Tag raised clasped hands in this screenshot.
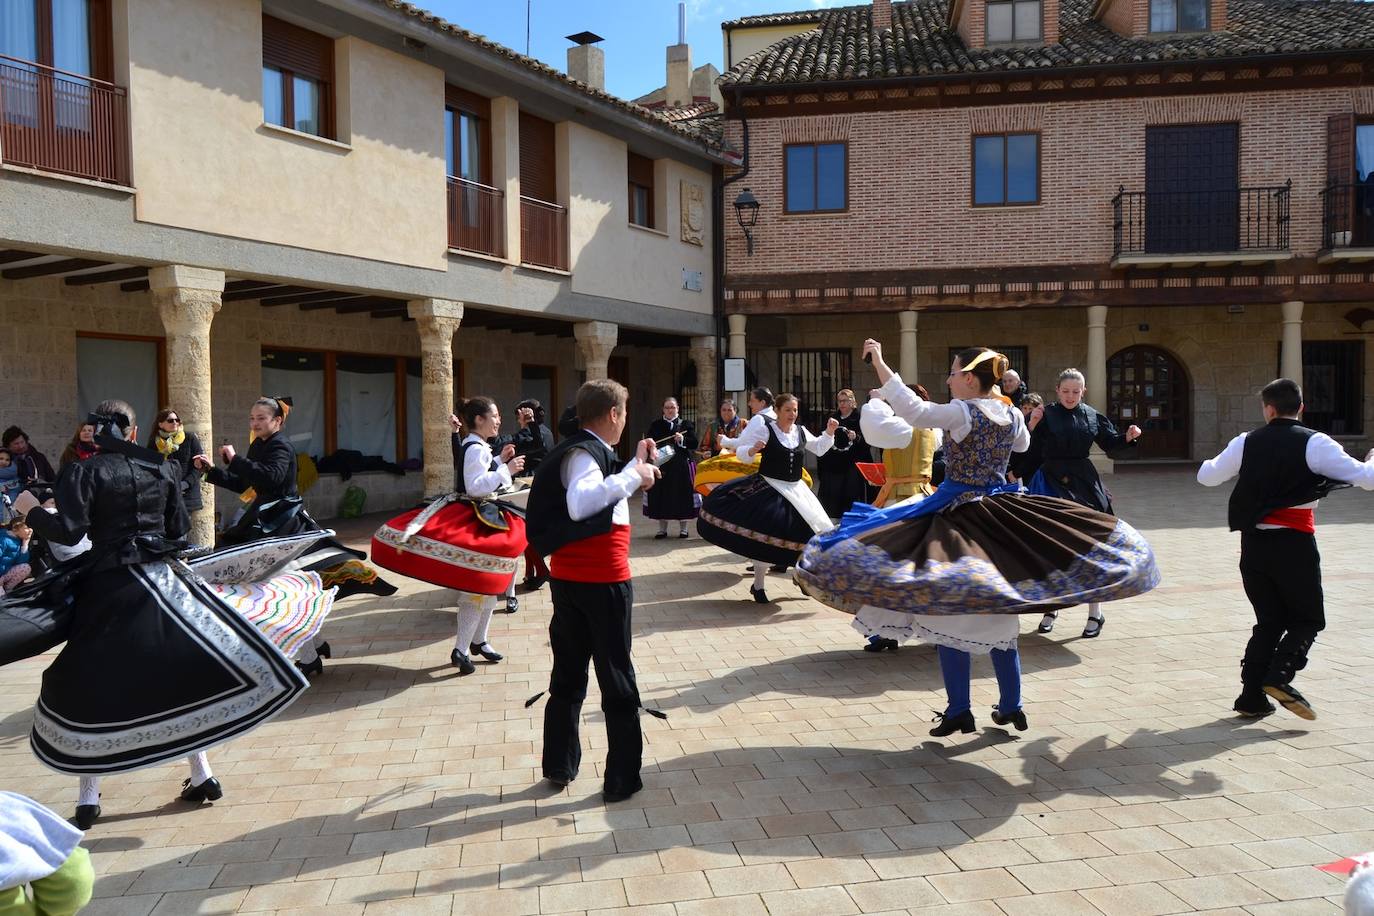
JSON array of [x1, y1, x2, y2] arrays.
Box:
[[633, 438, 660, 490], [449, 414, 462, 433], [499, 444, 517, 464], [219, 444, 235, 465], [825, 417, 841, 437], [190, 454, 212, 472], [1126, 425, 1143, 442]]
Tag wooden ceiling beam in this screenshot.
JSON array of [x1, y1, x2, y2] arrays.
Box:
[[0, 249, 43, 266], [2, 258, 107, 280], [258, 290, 362, 307], [64, 266, 148, 286], [120, 278, 151, 293], [221, 284, 311, 302]]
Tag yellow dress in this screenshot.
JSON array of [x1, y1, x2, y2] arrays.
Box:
[[694, 450, 813, 497]]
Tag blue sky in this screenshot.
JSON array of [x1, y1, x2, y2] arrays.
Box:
[[421, 0, 851, 99]]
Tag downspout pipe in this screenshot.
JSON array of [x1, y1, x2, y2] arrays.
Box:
[[716, 90, 750, 404]]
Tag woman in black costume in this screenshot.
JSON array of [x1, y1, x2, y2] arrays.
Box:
[[1022, 368, 1141, 637]]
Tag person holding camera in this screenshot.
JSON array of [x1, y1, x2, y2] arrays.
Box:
[[643, 397, 699, 539]]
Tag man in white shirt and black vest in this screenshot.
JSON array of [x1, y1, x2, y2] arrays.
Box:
[[1199, 378, 1374, 720], [526, 379, 660, 802]]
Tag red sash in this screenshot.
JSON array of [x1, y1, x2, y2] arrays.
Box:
[[1260, 507, 1316, 534], [551, 525, 632, 583]]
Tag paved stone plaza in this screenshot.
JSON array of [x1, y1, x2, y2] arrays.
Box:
[[3, 468, 1372, 915]]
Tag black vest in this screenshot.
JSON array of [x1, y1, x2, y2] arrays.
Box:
[[1227, 419, 1332, 532], [453, 439, 498, 495], [758, 422, 807, 482], [526, 430, 625, 556]]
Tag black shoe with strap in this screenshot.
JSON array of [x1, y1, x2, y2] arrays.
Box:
[[929, 709, 977, 737], [315, 641, 331, 659], [1233, 691, 1276, 719], [863, 638, 899, 653], [73, 804, 100, 829], [180, 777, 223, 804], [450, 649, 476, 675], [470, 642, 503, 662], [990, 706, 1028, 731], [502, 595, 519, 614], [295, 655, 323, 677], [750, 586, 770, 604], [1263, 681, 1316, 720]]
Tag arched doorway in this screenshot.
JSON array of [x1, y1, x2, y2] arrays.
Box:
[[1106, 345, 1191, 459]]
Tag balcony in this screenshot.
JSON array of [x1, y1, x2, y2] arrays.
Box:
[[1318, 182, 1374, 263], [0, 55, 130, 187], [1111, 182, 1292, 267], [520, 196, 568, 272], [447, 177, 505, 259]]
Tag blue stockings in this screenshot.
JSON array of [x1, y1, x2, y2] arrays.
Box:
[[937, 645, 1022, 717]]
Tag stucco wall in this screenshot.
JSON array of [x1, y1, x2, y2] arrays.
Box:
[[123, 0, 448, 270], [724, 23, 821, 70], [746, 303, 1374, 460], [562, 123, 714, 316]]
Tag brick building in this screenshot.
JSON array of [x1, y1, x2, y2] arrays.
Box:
[[717, 0, 1374, 465]]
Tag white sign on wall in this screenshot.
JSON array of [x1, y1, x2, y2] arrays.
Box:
[[723, 358, 746, 392], [682, 268, 703, 292]]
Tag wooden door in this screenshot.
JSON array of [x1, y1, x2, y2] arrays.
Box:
[[1145, 124, 1239, 253], [1107, 346, 1190, 459]]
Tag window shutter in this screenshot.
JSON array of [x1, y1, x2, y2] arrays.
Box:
[[519, 112, 557, 203], [628, 152, 655, 188], [1327, 113, 1355, 186], [262, 15, 333, 83], [445, 86, 491, 120]]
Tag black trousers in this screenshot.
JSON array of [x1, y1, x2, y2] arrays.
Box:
[[542, 578, 643, 794], [1238, 528, 1325, 689]]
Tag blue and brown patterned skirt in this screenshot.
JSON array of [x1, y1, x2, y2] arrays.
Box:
[[795, 480, 1160, 618]]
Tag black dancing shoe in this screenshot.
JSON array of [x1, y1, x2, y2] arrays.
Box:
[[1233, 692, 1276, 719], [545, 774, 573, 789], [863, 638, 899, 653], [750, 586, 770, 604], [1264, 681, 1316, 720], [603, 783, 643, 803], [769, 564, 789, 573], [73, 804, 101, 829], [450, 649, 476, 675], [654, 531, 668, 540], [502, 595, 519, 614], [929, 710, 977, 737], [990, 706, 1029, 731], [523, 575, 547, 593], [1082, 614, 1105, 639], [1037, 613, 1057, 634], [470, 642, 504, 662], [295, 656, 323, 677], [180, 777, 223, 804], [679, 530, 690, 539], [316, 641, 332, 659]]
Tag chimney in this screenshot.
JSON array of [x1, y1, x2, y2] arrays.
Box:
[[666, 2, 692, 107], [565, 31, 605, 91], [873, 0, 893, 30]]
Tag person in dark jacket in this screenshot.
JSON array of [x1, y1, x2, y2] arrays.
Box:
[[147, 407, 205, 512], [1021, 368, 1140, 639], [512, 399, 555, 473], [1198, 378, 1374, 720], [816, 389, 873, 519], [643, 397, 699, 538], [1, 427, 55, 487], [196, 398, 306, 546]]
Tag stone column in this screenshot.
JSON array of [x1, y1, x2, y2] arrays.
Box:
[[689, 335, 718, 420], [898, 309, 918, 382], [1086, 304, 1112, 475], [574, 320, 618, 381], [407, 298, 464, 498], [1280, 300, 1304, 382], [726, 313, 747, 361], [150, 265, 224, 547]]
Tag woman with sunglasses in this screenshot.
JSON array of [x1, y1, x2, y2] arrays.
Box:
[[148, 408, 206, 517]]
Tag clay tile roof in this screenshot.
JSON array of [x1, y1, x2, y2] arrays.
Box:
[[368, 0, 727, 151], [720, 0, 1374, 88]]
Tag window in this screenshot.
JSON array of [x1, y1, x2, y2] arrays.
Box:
[[785, 142, 846, 213], [947, 346, 1030, 381], [986, 0, 1041, 42], [444, 87, 489, 182], [76, 334, 165, 440], [973, 133, 1039, 206], [0, 0, 108, 76], [262, 15, 333, 138], [628, 151, 655, 228], [1273, 341, 1365, 436], [779, 349, 853, 432], [1150, 0, 1208, 32]]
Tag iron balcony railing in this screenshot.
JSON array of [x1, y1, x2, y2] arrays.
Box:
[[1318, 181, 1374, 251], [446, 176, 504, 258], [519, 195, 568, 272], [1112, 181, 1291, 257], [0, 54, 130, 186]]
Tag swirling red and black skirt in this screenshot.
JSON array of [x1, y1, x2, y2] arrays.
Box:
[[371, 497, 527, 596]]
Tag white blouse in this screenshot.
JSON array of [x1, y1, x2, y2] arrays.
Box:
[[880, 374, 1029, 452], [461, 433, 512, 498], [719, 406, 776, 450], [735, 419, 835, 463], [861, 397, 944, 451]]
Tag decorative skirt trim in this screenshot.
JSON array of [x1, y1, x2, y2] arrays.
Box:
[[697, 509, 809, 553], [372, 525, 519, 576], [851, 606, 1019, 653]]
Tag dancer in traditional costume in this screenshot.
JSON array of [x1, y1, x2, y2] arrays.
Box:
[[196, 397, 390, 675], [525, 379, 660, 803], [818, 389, 873, 519], [1021, 369, 1141, 638], [372, 398, 527, 675], [698, 394, 838, 603], [694, 389, 782, 498], [856, 384, 942, 652], [644, 398, 698, 539], [796, 342, 1160, 737], [1198, 378, 1374, 720], [2, 401, 333, 828]]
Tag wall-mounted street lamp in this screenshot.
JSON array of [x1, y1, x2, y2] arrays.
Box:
[[733, 187, 760, 255]]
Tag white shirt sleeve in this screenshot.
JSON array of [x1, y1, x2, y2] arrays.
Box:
[[561, 449, 643, 521], [720, 413, 764, 450], [805, 429, 835, 458], [860, 398, 914, 450], [734, 417, 771, 462], [1011, 408, 1031, 454], [1307, 433, 1374, 490], [881, 373, 973, 441], [463, 440, 512, 497], [1197, 433, 1247, 486]]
